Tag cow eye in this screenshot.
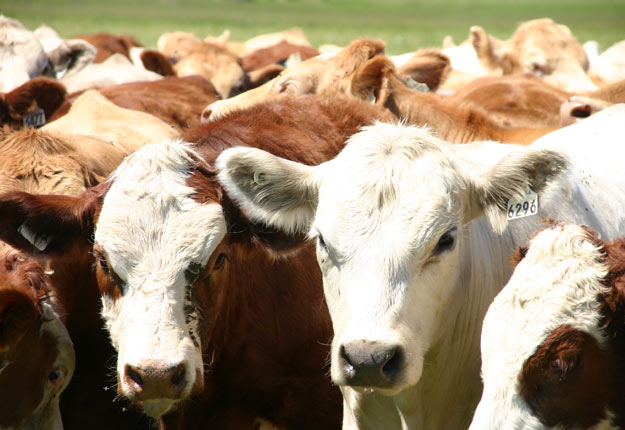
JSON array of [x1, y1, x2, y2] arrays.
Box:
[[213, 253, 227, 270], [433, 227, 457, 255], [316, 234, 328, 253], [96, 252, 110, 275], [48, 367, 66, 389]]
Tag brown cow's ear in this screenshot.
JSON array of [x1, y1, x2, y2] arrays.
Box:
[[349, 56, 395, 105], [0, 289, 39, 353], [396, 49, 451, 91], [0, 185, 105, 256], [5, 77, 67, 123], [248, 64, 285, 88], [140, 49, 176, 76]]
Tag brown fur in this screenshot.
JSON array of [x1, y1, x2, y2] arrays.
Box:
[[0, 94, 390, 429], [74, 33, 143, 63], [0, 78, 67, 130], [139, 49, 176, 76], [396, 49, 451, 91], [351, 56, 556, 144], [241, 40, 320, 72], [0, 253, 59, 428]]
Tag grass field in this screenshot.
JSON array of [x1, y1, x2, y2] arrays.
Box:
[[1, 0, 624, 54]]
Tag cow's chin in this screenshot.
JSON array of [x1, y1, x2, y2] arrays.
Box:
[[140, 399, 178, 418]]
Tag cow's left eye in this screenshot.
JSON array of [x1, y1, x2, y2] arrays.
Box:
[[96, 252, 110, 275], [433, 227, 457, 255]]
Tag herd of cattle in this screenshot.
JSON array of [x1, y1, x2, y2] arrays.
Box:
[[1, 13, 625, 430]]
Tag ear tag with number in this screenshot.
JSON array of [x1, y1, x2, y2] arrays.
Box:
[[23, 107, 46, 128], [507, 187, 538, 220]]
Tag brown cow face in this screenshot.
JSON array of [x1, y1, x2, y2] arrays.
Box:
[[93, 142, 226, 418], [0, 254, 75, 430]]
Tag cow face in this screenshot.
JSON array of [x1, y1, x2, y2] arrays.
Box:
[[216, 122, 567, 397], [93, 141, 226, 417], [470, 224, 615, 430], [0, 254, 75, 430]]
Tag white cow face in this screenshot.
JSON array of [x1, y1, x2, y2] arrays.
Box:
[[469, 224, 613, 430], [93, 141, 226, 418], [216, 122, 567, 397]]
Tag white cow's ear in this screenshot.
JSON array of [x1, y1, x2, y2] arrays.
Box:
[[468, 148, 568, 234], [49, 39, 96, 78], [216, 147, 319, 235]]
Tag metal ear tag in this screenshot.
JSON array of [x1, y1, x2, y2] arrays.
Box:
[[23, 107, 46, 128], [18, 223, 50, 251], [253, 171, 269, 185]]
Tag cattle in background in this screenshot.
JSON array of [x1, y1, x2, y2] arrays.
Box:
[[59, 53, 163, 93], [0, 16, 53, 92], [0, 95, 391, 428], [560, 79, 625, 126], [215, 104, 625, 429], [241, 40, 320, 72], [34, 25, 96, 79], [74, 32, 142, 63], [472, 18, 597, 92], [0, 77, 67, 131], [43, 89, 179, 150], [345, 55, 555, 144], [201, 38, 387, 120], [0, 252, 75, 430], [173, 42, 250, 99], [157, 31, 206, 62], [52, 76, 219, 132], [470, 222, 625, 429], [588, 39, 625, 86]]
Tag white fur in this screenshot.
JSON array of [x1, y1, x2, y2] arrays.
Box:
[[216, 105, 625, 429], [94, 140, 226, 416], [470, 224, 612, 430]]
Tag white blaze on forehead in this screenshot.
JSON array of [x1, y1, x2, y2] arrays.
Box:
[[94, 140, 226, 391], [476, 224, 609, 426]]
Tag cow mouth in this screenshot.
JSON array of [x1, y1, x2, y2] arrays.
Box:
[[135, 399, 178, 418]]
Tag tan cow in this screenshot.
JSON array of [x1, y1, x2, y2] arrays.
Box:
[[201, 38, 387, 121], [472, 18, 597, 92], [44, 90, 178, 152]]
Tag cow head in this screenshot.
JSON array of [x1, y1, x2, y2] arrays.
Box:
[[216, 122, 566, 397], [0, 253, 74, 430], [469, 223, 618, 430], [0, 141, 227, 418]]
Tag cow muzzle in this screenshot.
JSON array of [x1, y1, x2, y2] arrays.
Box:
[[336, 340, 404, 388]]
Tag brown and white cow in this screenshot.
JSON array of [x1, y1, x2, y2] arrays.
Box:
[[0, 95, 391, 427], [560, 79, 625, 126], [470, 222, 625, 429], [0, 252, 75, 430], [74, 32, 142, 63]]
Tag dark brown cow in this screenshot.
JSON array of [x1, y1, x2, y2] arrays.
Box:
[[52, 76, 220, 131], [470, 222, 625, 429], [0, 95, 392, 429], [0, 77, 67, 131], [0, 252, 74, 429]]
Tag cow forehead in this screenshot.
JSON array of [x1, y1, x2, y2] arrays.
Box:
[[481, 225, 608, 379], [314, 123, 464, 254], [94, 141, 226, 281]]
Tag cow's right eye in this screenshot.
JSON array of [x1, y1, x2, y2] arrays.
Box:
[[97, 252, 110, 275]]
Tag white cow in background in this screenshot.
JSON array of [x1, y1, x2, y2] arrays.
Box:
[[215, 104, 625, 429]]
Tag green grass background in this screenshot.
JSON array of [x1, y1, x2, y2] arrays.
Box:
[[2, 0, 624, 54]]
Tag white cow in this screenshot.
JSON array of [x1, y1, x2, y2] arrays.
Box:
[[215, 104, 625, 429]]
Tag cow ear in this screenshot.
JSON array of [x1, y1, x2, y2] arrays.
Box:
[[467, 149, 568, 234], [48, 39, 96, 77], [139, 49, 176, 76], [0, 289, 39, 353], [349, 55, 395, 105], [216, 146, 319, 236], [0, 188, 101, 256], [248, 64, 285, 88], [396, 49, 451, 91]]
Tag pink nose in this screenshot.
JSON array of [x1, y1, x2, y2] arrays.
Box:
[[123, 360, 187, 401]]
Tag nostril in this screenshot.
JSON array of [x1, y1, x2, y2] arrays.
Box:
[[571, 106, 591, 118], [339, 345, 356, 378], [201, 107, 212, 121], [171, 365, 186, 389], [125, 364, 144, 389], [381, 347, 402, 380]]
